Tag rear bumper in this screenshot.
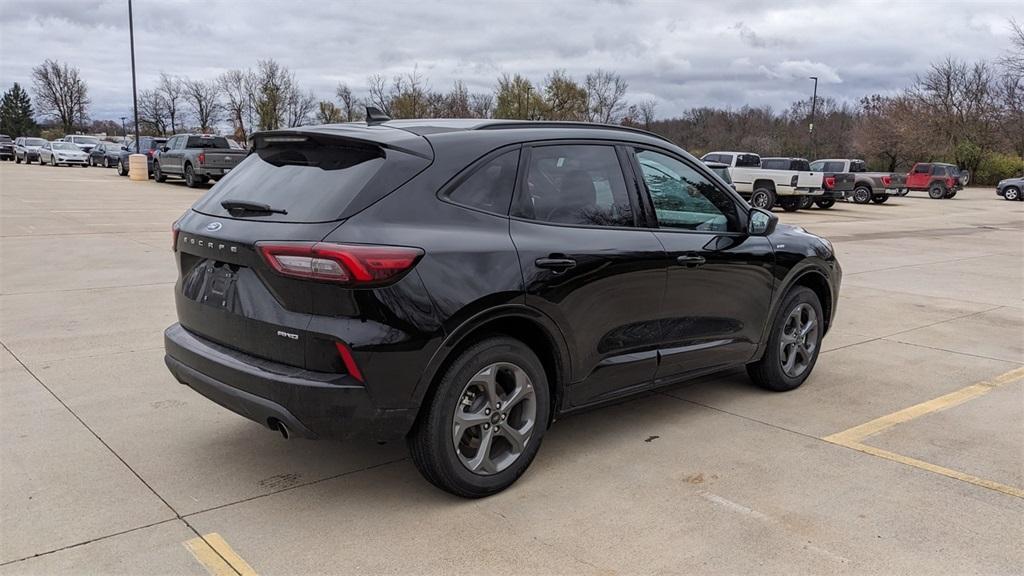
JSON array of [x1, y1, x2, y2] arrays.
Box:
[[163, 323, 414, 442]]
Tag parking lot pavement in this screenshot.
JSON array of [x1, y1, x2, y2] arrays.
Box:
[[1, 162, 1022, 574]]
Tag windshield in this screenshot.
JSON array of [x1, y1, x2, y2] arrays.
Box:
[[26, 138, 46, 146], [53, 142, 80, 151], [71, 136, 100, 145]]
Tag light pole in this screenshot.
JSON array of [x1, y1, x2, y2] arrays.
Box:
[[120, 116, 127, 141], [128, 0, 140, 153], [808, 76, 818, 158]]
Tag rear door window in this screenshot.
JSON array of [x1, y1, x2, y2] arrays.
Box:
[[446, 148, 519, 215], [515, 144, 635, 228], [192, 136, 430, 223]]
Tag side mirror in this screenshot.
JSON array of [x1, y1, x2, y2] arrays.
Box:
[[161, 146, 169, 152], [747, 208, 778, 236]]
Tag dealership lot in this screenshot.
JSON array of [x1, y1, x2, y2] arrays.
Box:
[[1, 163, 1021, 574]]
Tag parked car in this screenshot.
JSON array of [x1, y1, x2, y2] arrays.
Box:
[[0, 134, 13, 161], [811, 159, 906, 204], [164, 118, 842, 497], [701, 151, 823, 211], [702, 160, 736, 190], [763, 157, 854, 210], [153, 134, 247, 187], [117, 136, 168, 177], [996, 177, 1023, 201], [14, 137, 47, 164], [902, 162, 964, 199], [88, 142, 122, 167], [39, 141, 89, 166], [62, 134, 101, 153]]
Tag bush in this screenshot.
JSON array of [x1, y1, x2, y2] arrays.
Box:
[[974, 153, 1024, 185]]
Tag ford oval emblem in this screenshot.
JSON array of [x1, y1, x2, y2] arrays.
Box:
[[206, 222, 222, 232]]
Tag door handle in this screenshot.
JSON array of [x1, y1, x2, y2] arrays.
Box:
[[676, 254, 706, 268], [535, 257, 577, 272]]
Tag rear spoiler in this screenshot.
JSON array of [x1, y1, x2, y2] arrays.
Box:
[[252, 126, 432, 160]]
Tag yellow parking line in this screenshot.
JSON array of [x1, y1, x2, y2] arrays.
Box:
[[823, 366, 1024, 499], [184, 533, 258, 576]]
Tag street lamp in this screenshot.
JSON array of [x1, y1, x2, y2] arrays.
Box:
[[128, 0, 140, 153], [808, 76, 818, 158], [120, 116, 127, 141]]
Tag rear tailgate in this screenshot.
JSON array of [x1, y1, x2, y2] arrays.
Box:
[[827, 172, 856, 192], [199, 149, 247, 170], [797, 171, 824, 189]]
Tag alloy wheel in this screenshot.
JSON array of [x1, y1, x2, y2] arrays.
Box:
[[452, 362, 537, 475], [779, 303, 818, 378], [1004, 187, 1019, 201]]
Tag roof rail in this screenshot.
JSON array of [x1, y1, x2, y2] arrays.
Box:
[[475, 121, 672, 144]]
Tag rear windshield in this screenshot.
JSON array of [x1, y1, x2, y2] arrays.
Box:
[[760, 159, 786, 170], [735, 154, 760, 167], [186, 136, 230, 149], [791, 160, 811, 171], [849, 161, 867, 172], [191, 137, 430, 223], [25, 138, 46, 146]]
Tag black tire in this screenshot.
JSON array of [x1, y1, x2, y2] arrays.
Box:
[[945, 189, 957, 199], [928, 183, 946, 199], [871, 195, 888, 204], [408, 336, 551, 498], [104, 157, 111, 168], [749, 187, 776, 210], [747, 286, 823, 392], [184, 164, 200, 188], [15, 155, 21, 164], [1004, 186, 1021, 201], [851, 185, 872, 204], [778, 197, 801, 212], [49, 155, 56, 166], [153, 161, 166, 182], [799, 196, 814, 210], [814, 198, 836, 209], [117, 159, 128, 176]]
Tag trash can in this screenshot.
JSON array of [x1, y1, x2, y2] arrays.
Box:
[[128, 154, 148, 181]]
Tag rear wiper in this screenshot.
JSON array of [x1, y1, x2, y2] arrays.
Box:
[[221, 200, 288, 215]]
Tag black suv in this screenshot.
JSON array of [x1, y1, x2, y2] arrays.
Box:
[[117, 136, 168, 177], [164, 119, 841, 497]]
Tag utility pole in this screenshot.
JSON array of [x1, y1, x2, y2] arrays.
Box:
[[808, 76, 818, 159], [128, 0, 140, 153]]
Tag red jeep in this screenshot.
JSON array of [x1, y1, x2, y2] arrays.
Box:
[[903, 162, 964, 199]]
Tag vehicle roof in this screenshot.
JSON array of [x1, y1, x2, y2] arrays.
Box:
[[813, 158, 863, 162], [704, 150, 758, 156], [762, 157, 809, 161]]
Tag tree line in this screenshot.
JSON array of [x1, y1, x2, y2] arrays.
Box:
[[1, 20, 1021, 184]]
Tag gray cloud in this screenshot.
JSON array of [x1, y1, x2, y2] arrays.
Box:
[[0, 0, 1015, 122]]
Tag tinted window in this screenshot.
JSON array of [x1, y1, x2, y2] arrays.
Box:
[[185, 136, 230, 149], [636, 149, 738, 233], [761, 159, 787, 170], [792, 159, 811, 171], [931, 165, 946, 176], [447, 149, 519, 214], [849, 160, 867, 172], [193, 138, 429, 223], [516, 145, 634, 227], [735, 154, 760, 167], [914, 164, 930, 174], [25, 138, 46, 146], [809, 161, 824, 171], [718, 154, 734, 165]]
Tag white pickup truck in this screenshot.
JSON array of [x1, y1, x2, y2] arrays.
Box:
[[700, 151, 824, 211]]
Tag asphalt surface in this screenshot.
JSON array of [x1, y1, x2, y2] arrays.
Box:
[[1, 161, 1022, 575]]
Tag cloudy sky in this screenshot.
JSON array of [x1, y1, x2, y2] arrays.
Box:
[[0, 0, 1018, 122]]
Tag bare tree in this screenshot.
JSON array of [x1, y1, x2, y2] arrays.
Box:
[[31, 59, 89, 133], [218, 69, 252, 143], [316, 101, 344, 124], [999, 18, 1024, 77], [469, 92, 493, 118], [543, 70, 588, 121], [137, 88, 169, 135], [389, 68, 431, 118], [366, 73, 391, 116], [336, 83, 362, 121], [585, 69, 628, 124], [183, 78, 221, 133], [285, 88, 317, 127], [623, 99, 657, 129], [158, 73, 186, 133]]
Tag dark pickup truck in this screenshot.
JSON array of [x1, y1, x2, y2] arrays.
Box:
[[812, 159, 907, 204], [153, 134, 247, 188], [761, 157, 854, 210]]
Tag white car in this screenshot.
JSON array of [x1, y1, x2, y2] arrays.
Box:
[[39, 141, 89, 166], [62, 134, 101, 153], [701, 151, 823, 211]]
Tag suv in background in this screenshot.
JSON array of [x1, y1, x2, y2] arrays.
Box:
[[117, 136, 168, 177], [14, 137, 47, 164], [903, 162, 964, 199], [153, 134, 247, 187], [164, 118, 841, 497], [996, 177, 1023, 201], [763, 157, 854, 210], [0, 134, 13, 161]]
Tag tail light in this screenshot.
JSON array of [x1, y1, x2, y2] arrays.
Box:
[[790, 175, 799, 187], [198, 152, 206, 165], [824, 176, 835, 189], [257, 242, 423, 285], [146, 149, 154, 157], [881, 175, 892, 186], [335, 342, 364, 382], [171, 221, 180, 252]]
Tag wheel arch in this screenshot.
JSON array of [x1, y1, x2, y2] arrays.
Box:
[[409, 306, 571, 433], [753, 263, 836, 361], [753, 179, 776, 192]]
